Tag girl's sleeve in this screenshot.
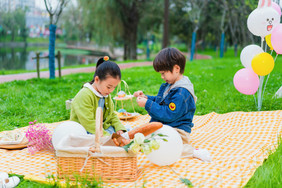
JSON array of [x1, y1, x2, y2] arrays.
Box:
[[72, 93, 110, 135], [144, 92, 187, 124]]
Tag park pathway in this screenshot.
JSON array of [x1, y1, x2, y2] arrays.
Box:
[[0, 62, 152, 84]]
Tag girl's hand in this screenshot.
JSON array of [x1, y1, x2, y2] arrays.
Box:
[[134, 90, 145, 97], [136, 96, 147, 107], [116, 130, 124, 135]]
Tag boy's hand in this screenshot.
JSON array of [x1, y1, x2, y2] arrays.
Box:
[[116, 130, 124, 135], [136, 96, 147, 107], [134, 90, 145, 98]]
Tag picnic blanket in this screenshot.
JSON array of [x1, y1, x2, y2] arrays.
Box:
[[0, 110, 281, 187]]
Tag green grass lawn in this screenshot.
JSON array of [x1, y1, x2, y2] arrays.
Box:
[[0, 51, 281, 187]]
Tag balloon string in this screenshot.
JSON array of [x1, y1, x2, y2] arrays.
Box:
[[257, 76, 264, 111], [270, 50, 273, 56], [262, 74, 270, 99], [262, 54, 278, 99], [253, 94, 257, 108], [257, 37, 264, 111], [264, 41, 267, 52], [167, 166, 182, 178], [274, 53, 278, 62]]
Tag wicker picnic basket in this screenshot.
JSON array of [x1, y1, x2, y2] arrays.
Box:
[[57, 107, 139, 182]]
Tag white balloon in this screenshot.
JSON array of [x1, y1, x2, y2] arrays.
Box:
[[52, 121, 87, 150], [240, 45, 264, 69], [146, 125, 183, 166], [247, 7, 280, 37]]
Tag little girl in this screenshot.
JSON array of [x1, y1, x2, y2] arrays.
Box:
[[69, 56, 163, 148], [70, 56, 127, 137]]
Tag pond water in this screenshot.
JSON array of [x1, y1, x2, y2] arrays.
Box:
[[0, 46, 100, 71]]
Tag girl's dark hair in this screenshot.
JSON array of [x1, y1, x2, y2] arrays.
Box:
[[89, 57, 121, 84], [153, 47, 186, 74]]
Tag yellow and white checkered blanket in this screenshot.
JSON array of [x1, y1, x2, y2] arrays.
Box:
[[0, 110, 281, 187]]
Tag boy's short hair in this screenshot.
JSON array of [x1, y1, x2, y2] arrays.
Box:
[[153, 47, 186, 74]]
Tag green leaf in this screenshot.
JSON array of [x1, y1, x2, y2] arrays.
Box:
[[157, 133, 168, 137], [180, 178, 193, 187], [144, 139, 150, 143], [122, 141, 133, 152], [163, 138, 168, 142]]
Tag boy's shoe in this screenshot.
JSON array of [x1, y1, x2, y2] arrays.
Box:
[[193, 149, 212, 162], [1, 176, 20, 188]]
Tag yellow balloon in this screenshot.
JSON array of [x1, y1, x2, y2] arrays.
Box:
[[265, 34, 273, 50], [251, 52, 274, 76]]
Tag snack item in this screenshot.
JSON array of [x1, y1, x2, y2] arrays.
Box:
[[117, 112, 132, 118], [111, 122, 163, 146], [116, 109, 131, 117], [128, 122, 163, 139], [0, 131, 24, 144], [117, 91, 126, 98], [117, 109, 126, 113]]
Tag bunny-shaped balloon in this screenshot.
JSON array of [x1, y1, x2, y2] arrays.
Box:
[[247, 0, 280, 38]]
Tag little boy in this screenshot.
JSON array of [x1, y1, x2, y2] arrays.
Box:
[[134, 47, 211, 162]]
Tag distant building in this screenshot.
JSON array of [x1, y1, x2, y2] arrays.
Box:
[[0, 0, 35, 12], [0, 0, 62, 38]]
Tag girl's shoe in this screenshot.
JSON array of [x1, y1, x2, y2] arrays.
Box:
[[1, 176, 20, 188]]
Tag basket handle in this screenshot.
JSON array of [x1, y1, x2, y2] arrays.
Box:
[[95, 107, 103, 152]]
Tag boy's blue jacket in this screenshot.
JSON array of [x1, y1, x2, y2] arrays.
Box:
[[145, 76, 197, 133]]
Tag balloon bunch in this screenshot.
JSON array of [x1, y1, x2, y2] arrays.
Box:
[[233, 0, 281, 110]]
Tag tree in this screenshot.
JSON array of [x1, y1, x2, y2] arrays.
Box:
[[162, 0, 169, 48], [186, 0, 209, 61], [60, 2, 84, 43], [115, 0, 147, 60], [77, 0, 153, 60], [1, 9, 26, 42], [44, 0, 68, 79], [217, 0, 228, 58]]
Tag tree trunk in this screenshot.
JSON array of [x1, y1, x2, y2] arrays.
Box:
[[123, 25, 137, 60], [123, 44, 128, 61], [190, 31, 197, 61], [49, 24, 57, 79], [128, 24, 137, 60], [120, 2, 139, 60], [162, 0, 169, 48], [234, 43, 238, 57], [220, 33, 225, 58]]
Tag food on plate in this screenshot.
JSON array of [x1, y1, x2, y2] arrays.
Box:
[[116, 109, 132, 117], [117, 91, 126, 98]]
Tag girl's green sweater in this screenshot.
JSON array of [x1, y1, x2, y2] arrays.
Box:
[[70, 87, 126, 136]]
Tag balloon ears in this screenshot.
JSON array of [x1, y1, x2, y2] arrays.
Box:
[[258, 0, 272, 8]]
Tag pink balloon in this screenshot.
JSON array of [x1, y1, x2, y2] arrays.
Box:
[[271, 24, 282, 54], [233, 68, 260, 95], [272, 2, 281, 16]]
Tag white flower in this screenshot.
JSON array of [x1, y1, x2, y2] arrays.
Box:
[[134, 133, 145, 145], [141, 144, 152, 155], [149, 139, 160, 150], [129, 142, 141, 154]]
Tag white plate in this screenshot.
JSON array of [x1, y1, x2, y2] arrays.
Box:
[[117, 112, 139, 120], [113, 95, 134, 101], [0, 137, 28, 150]]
